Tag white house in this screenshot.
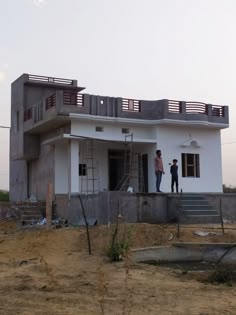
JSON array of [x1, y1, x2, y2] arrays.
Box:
[[10, 74, 229, 202]]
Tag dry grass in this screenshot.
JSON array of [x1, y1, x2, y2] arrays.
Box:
[[0, 221, 236, 314]]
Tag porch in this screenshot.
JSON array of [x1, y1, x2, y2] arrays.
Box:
[[52, 137, 157, 196]]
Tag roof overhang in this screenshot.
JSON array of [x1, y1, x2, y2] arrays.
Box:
[[69, 113, 229, 129], [42, 133, 156, 145]]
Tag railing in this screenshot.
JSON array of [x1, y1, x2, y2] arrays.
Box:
[[168, 100, 225, 117], [122, 99, 140, 112], [168, 100, 181, 113], [28, 74, 73, 85], [46, 94, 56, 110], [212, 105, 224, 117], [63, 92, 84, 107], [24, 108, 32, 121], [186, 102, 208, 115]]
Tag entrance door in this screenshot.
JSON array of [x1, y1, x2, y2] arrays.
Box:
[[142, 154, 148, 192], [108, 150, 125, 190]]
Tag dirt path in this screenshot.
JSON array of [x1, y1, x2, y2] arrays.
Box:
[[0, 221, 236, 315]]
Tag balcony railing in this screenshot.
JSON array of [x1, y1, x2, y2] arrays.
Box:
[[168, 100, 225, 117], [212, 105, 224, 117], [168, 100, 182, 113], [23, 92, 227, 128], [46, 94, 56, 110], [122, 98, 140, 112], [24, 108, 32, 121], [28, 74, 74, 86], [63, 92, 83, 106], [186, 102, 208, 114]]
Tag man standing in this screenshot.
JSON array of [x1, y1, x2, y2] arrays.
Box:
[[170, 159, 178, 193], [154, 150, 165, 192]]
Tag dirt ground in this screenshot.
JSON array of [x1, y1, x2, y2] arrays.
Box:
[[0, 221, 236, 315]]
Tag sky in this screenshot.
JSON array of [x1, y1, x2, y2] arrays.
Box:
[[0, 0, 236, 190]]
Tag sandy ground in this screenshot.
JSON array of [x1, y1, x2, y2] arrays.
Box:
[[0, 221, 236, 315]]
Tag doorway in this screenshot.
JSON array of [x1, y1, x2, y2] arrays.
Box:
[[141, 154, 148, 192], [108, 149, 149, 192], [108, 149, 125, 190]]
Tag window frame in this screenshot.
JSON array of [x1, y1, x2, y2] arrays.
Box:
[[181, 153, 200, 178]]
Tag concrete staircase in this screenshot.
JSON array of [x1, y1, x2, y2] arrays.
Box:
[[178, 194, 223, 224], [20, 203, 44, 225]]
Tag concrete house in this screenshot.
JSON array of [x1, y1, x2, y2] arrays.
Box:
[[10, 74, 229, 205]]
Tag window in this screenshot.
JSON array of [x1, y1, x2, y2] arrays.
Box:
[[95, 126, 104, 132], [79, 164, 87, 176], [122, 128, 129, 134], [182, 153, 200, 177]]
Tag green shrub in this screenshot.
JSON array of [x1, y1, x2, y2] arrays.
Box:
[[0, 191, 9, 202], [107, 218, 133, 262]]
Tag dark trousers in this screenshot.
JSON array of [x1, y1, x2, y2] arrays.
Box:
[[155, 171, 162, 192], [171, 176, 178, 193]]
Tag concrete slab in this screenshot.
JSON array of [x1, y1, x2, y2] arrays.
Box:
[[132, 244, 236, 264]]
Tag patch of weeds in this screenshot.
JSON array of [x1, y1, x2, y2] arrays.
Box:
[[0, 191, 9, 202], [107, 214, 133, 262], [203, 265, 236, 286]]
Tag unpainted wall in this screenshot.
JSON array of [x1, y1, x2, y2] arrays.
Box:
[[55, 192, 168, 224], [28, 143, 55, 200], [55, 192, 236, 224]]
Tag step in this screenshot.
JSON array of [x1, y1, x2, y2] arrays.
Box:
[[181, 210, 218, 216], [180, 200, 211, 206], [181, 205, 214, 210], [21, 214, 42, 219], [21, 210, 42, 215], [181, 196, 205, 201], [179, 215, 221, 224]]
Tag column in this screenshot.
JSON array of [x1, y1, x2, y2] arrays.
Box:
[[68, 139, 79, 195]]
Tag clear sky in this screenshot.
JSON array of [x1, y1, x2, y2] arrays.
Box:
[[0, 0, 236, 190]]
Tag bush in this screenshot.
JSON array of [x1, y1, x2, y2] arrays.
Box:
[[107, 216, 133, 262], [0, 191, 9, 202], [204, 265, 236, 285]]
